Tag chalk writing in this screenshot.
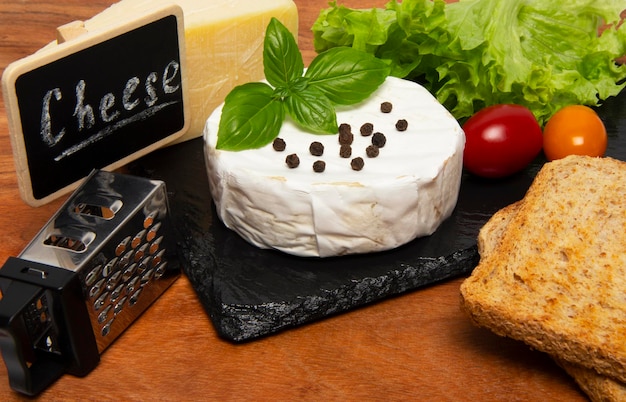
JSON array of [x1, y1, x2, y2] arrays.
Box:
[[54, 101, 178, 161], [10, 11, 185, 203], [41, 60, 181, 161]]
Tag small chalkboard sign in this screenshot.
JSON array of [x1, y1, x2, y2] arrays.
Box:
[[1, 5, 188, 206]]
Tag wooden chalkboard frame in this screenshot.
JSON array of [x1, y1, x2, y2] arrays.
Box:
[[1, 5, 188, 207]]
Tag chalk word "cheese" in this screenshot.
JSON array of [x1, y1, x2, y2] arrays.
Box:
[[39, 60, 181, 162]]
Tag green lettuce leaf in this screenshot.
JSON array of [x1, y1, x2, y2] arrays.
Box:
[[312, 0, 626, 125]]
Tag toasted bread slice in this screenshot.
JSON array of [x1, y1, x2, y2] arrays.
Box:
[[460, 155, 626, 384], [557, 358, 626, 402], [477, 199, 626, 402], [476, 200, 521, 257]]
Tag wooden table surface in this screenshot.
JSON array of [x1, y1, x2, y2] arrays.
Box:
[[0, 1, 587, 400]]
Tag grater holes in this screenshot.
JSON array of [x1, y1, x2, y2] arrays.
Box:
[[140, 269, 154, 286], [89, 278, 106, 299], [44, 232, 94, 252], [143, 211, 157, 229], [126, 276, 140, 294], [115, 236, 131, 256], [110, 284, 124, 303], [94, 292, 108, 311], [151, 249, 165, 269], [102, 257, 118, 277], [149, 236, 163, 255], [114, 297, 127, 315], [129, 288, 142, 306], [137, 256, 150, 275], [101, 318, 114, 337], [131, 230, 146, 249], [146, 222, 161, 242], [90, 215, 170, 338], [133, 244, 148, 263], [85, 265, 102, 286], [122, 263, 137, 282], [74, 200, 122, 220], [106, 271, 122, 291], [154, 262, 167, 279], [98, 305, 113, 324], [119, 250, 133, 269]]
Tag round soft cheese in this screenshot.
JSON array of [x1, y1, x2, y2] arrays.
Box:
[[204, 76, 465, 257]]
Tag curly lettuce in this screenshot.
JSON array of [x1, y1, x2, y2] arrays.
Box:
[[312, 0, 626, 125]]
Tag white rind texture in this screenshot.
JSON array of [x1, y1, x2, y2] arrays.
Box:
[[204, 77, 465, 257]]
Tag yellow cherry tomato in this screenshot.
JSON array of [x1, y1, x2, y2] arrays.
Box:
[[543, 105, 607, 161]]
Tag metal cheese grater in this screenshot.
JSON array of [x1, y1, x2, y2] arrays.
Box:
[[0, 170, 180, 395]]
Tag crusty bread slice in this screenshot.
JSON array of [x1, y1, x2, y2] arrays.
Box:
[[475, 200, 521, 257], [557, 358, 626, 402], [460, 155, 626, 384], [477, 199, 626, 402]]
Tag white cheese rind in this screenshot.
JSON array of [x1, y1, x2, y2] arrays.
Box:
[[82, 0, 298, 143], [204, 77, 465, 257]]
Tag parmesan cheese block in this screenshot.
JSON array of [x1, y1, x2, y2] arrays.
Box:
[[79, 0, 298, 143], [204, 77, 465, 257]]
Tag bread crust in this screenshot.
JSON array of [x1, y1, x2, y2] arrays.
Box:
[[460, 155, 626, 390]]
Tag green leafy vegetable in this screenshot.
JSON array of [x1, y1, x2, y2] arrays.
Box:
[[284, 85, 337, 133], [312, 0, 626, 125], [216, 83, 284, 150], [263, 18, 304, 88], [306, 47, 393, 104], [217, 18, 390, 151]]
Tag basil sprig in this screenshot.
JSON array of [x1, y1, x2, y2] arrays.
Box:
[[216, 18, 390, 151]]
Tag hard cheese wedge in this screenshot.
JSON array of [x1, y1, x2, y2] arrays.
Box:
[[80, 0, 298, 143]]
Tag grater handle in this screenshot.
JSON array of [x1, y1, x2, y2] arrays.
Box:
[[0, 257, 100, 395], [0, 278, 67, 395]]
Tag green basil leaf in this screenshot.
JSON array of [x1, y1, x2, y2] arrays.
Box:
[[217, 82, 285, 150], [305, 47, 390, 105], [285, 86, 338, 134], [263, 18, 304, 88]]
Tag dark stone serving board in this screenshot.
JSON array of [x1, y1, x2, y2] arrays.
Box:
[[127, 89, 626, 343]]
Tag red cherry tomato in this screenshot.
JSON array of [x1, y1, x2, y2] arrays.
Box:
[[462, 104, 543, 178]]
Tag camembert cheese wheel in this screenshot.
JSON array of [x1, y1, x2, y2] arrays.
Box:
[[204, 77, 465, 257]]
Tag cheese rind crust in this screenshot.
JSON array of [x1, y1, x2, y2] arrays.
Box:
[[204, 77, 465, 257]]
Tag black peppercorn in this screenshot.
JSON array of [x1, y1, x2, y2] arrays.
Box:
[[360, 122, 374, 136], [286, 153, 300, 168], [339, 144, 352, 158], [339, 130, 353, 145], [366, 145, 379, 158], [380, 102, 393, 113], [372, 132, 387, 148], [396, 119, 408, 131], [313, 160, 326, 173], [273, 137, 286, 151], [351, 157, 365, 171], [338, 123, 351, 135], [309, 141, 324, 156]]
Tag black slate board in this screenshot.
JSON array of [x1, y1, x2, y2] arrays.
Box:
[[127, 89, 626, 343]]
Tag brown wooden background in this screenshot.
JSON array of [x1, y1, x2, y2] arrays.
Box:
[[0, 1, 586, 400]]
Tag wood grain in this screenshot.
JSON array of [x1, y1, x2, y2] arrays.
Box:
[[0, 1, 586, 400]]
